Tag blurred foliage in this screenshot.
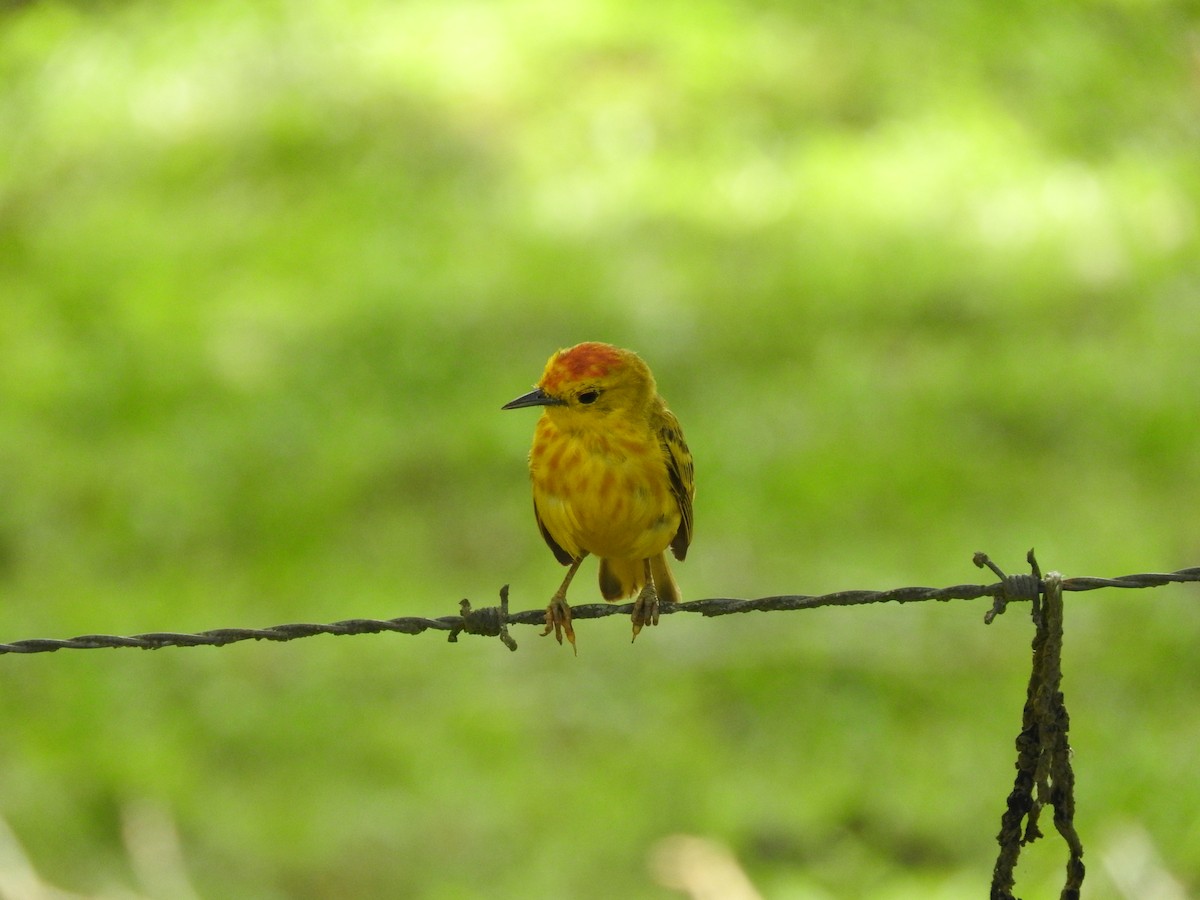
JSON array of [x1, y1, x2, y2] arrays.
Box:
[[1, 1, 1199, 898]]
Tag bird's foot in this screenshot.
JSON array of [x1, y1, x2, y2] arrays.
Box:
[[631, 582, 661, 642], [541, 593, 576, 653]]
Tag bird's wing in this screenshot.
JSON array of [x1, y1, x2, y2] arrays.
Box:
[[534, 496, 578, 566], [657, 408, 694, 561]]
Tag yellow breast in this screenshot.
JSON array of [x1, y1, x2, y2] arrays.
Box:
[[529, 413, 679, 561]]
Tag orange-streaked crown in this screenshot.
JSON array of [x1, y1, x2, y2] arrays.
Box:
[[538, 342, 652, 397]]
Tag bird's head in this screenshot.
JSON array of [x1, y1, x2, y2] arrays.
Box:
[[502, 342, 656, 418]]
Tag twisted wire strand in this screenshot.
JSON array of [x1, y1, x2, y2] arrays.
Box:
[[1061, 568, 1200, 590], [1, 564, 1196, 656]]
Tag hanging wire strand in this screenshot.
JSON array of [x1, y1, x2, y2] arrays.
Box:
[[1, 559, 1196, 656], [987, 551, 1086, 900]]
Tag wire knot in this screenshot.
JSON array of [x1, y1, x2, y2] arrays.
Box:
[[978, 549, 1043, 624], [1003, 573, 1040, 602], [448, 585, 518, 651]]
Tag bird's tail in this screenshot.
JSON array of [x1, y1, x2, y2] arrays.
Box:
[[598, 557, 645, 600], [599, 553, 681, 604]]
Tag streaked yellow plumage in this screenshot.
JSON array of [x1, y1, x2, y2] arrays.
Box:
[[503, 342, 695, 648]]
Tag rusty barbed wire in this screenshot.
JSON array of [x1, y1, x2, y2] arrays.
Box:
[[5, 552, 1188, 900], [0, 558, 1196, 656]]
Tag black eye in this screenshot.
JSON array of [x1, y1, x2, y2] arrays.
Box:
[[578, 390, 600, 405]]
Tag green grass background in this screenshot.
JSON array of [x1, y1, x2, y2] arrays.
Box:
[[2, 1, 1199, 897]]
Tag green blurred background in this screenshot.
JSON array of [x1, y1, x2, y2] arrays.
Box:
[[2, 1, 1198, 897]]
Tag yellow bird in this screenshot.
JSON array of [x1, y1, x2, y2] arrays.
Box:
[[503, 341, 695, 648]]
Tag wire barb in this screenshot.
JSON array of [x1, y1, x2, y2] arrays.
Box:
[[448, 585, 517, 651], [978, 548, 1042, 624]]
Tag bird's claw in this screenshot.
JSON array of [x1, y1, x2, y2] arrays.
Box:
[[541, 594, 576, 653], [631, 582, 661, 642]]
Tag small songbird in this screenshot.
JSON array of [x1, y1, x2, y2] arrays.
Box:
[[503, 341, 695, 649]]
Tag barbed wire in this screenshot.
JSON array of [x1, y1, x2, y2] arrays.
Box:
[[4, 551, 1196, 899], [1, 555, 1196, 656]]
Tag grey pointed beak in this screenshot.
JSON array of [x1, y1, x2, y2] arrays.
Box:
[[501, 387, 566, 410]]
